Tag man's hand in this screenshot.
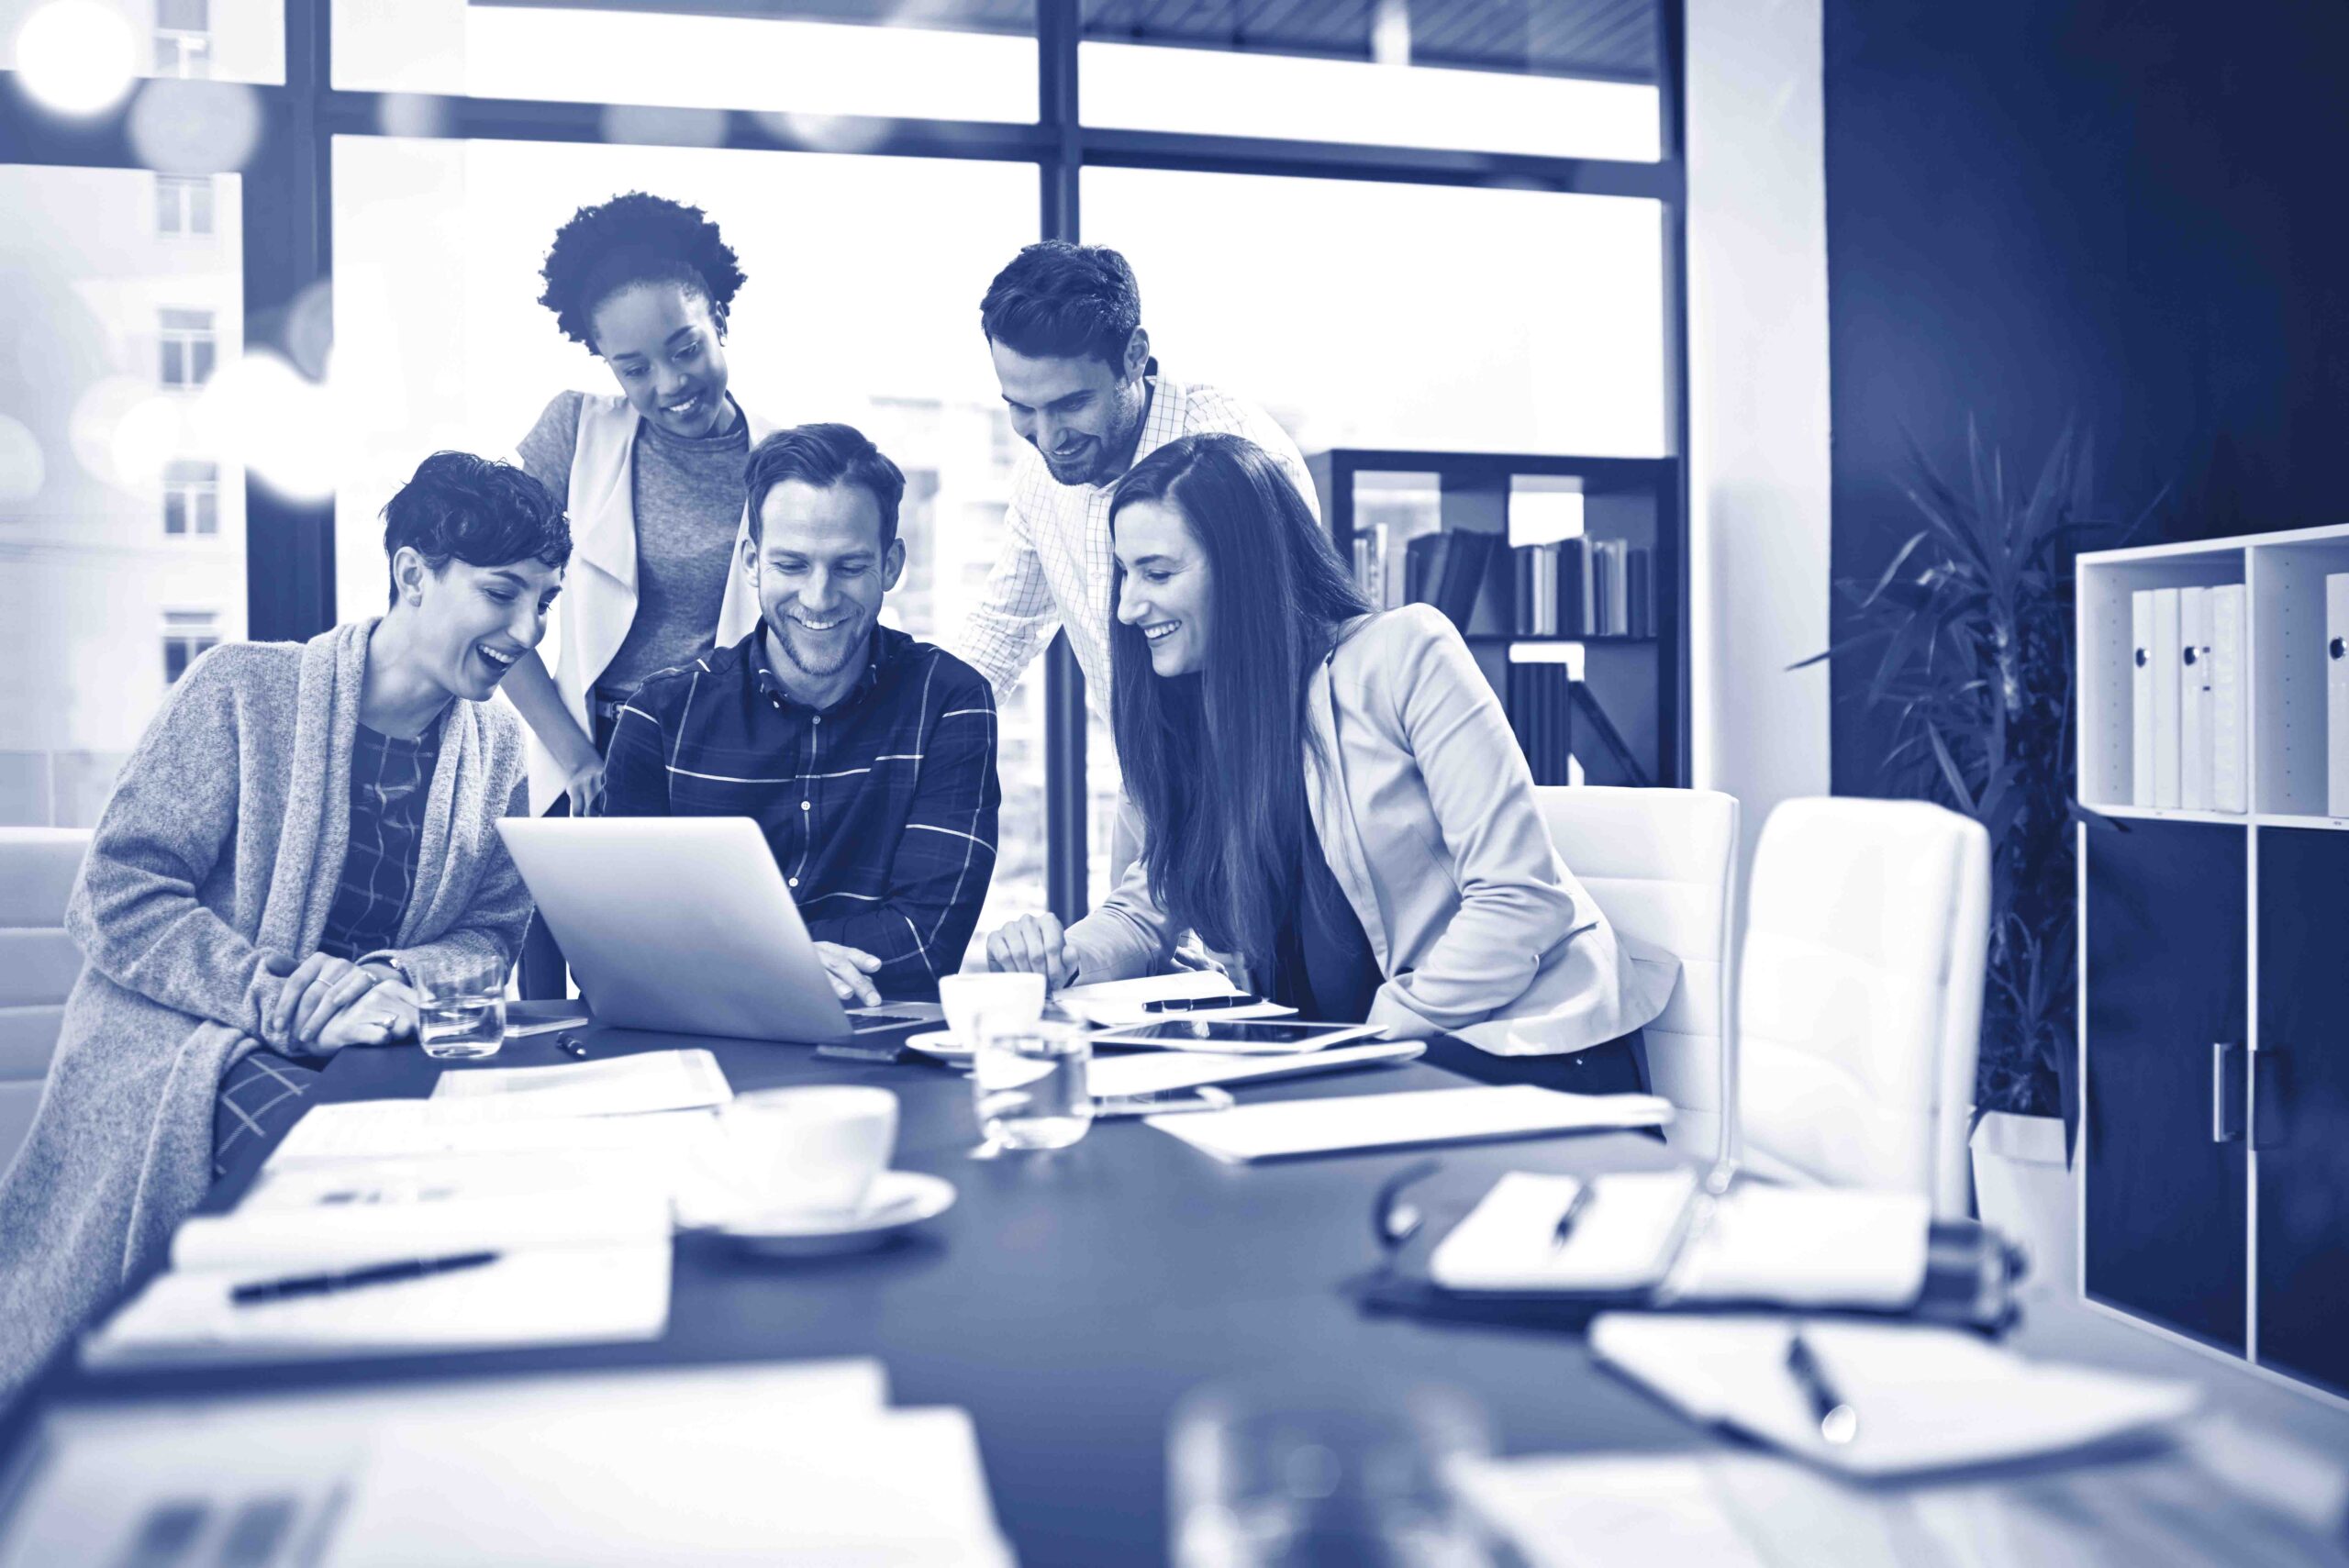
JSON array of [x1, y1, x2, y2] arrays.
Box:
[[312, 981, 421, 1053], [264, 953, 377, 1051], [813, 941, 883, 1007], [984, 914, 1074, 988]]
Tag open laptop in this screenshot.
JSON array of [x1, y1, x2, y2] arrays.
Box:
[[497, 817, 942, 1045]]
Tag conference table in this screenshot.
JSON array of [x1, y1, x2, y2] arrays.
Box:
[[9, 1018, 2349, 1564]]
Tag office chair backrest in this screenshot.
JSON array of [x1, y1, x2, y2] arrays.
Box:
[[1535, 786, 1740, 1164], [0, 828, 91, 1174], [1737, 797, 1990, 1218]]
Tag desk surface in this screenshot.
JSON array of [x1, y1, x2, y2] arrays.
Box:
[[16, 1025, 2349, 1565]]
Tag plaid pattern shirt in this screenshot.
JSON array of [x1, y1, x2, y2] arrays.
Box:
[[601, 627, 999, 996], [945, 371, 1319, 706], [318, 721, 440, 962]]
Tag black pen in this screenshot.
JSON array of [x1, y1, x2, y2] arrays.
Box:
[[230, 1251, 501, 1306], [1785, 1328, 1860, 1445], [1550, 1182, 1598, 1251]]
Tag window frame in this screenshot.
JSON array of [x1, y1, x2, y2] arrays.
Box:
[[0, 0, 1689, 921]]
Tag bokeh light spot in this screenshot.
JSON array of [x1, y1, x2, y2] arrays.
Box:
[[128, 78, 266, 174], [0, 416, 44, 504], [12, 0, 137, 117]]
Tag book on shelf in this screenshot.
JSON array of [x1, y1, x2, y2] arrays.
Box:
[[2131, 591, 2156, 808], [2151, 588, 2182, 809], [2179, 586, 2212, 812], [1558, 538, 1587, 638], [1506, 663, 1574, 786], [1352, 524, 1389, 609], [2209, 584, 2246, 815], [2330, 573, 2349, 817], [1627, 547, 1653, 639], [1404, 532, 1445, 611], [1454, 529, 1509, 637]]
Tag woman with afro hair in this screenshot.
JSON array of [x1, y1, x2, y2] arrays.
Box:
[[501, 193, 777, 993], [502, 192, 779, 981]]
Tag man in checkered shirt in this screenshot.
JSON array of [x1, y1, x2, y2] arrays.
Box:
[[949, 241, 1319, 709]]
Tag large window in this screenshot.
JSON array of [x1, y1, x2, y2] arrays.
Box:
[[331, 135, 1047, 926], [3, 0, 1680, 915], [0, 162, 247, 828]]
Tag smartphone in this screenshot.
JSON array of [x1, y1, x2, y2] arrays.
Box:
[[1142, 993, 1269, 1014]]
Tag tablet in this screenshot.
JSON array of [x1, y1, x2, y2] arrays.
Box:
[[1087, 1019, 1386, 1055]]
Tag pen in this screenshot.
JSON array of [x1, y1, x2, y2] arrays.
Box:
[[1785, 1327, 1860, 1445], [230, 1250, 501, 1307], [556, 1032, 589, 1059], [1549, 1181, 1597, 1251], [505, 1017, 589, 1040]]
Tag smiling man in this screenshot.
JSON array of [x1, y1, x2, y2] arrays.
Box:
[[599, 424, 999, 1003], [949, 241, 1319, 710]]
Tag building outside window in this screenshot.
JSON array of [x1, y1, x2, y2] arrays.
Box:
[[162, 461, 220, 536], [159, 308, 216, 388], [161, 611, 222, 684], [156, 174, 214, 237], [154, 0, 213, 79]]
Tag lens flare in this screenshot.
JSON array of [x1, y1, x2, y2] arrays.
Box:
[[12, 0, 138, 117], [128, 78, 265, 174]]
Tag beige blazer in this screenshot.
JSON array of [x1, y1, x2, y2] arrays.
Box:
[[526, 394, 774, 811], [1065, 606, 1678, 1054]]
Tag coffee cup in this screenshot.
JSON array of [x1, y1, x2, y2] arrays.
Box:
[[722, 1085, 897, 1218], [938, 971, 1047, 1050]]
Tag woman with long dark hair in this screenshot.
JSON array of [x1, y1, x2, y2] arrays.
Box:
[[498, 193, 780, 995], [983, 433, 1674, 1089]]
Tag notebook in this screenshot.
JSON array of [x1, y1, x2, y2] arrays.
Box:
[[427, 1049, 733, 1121], [1586, 1314, 2199, 1477], [1147, 1084, 1672, 1162]]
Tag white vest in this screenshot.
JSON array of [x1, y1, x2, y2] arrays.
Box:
[[525, 393, 774, 812]]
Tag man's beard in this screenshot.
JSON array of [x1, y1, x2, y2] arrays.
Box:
[[1046, 384, 1146, 486], [770, 612, 868, 679]]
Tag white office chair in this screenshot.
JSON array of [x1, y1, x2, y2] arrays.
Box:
[[1737, 797, 1990, 1219], [0, 828, 92, 1175], [1535, 786, 1740, 1165]]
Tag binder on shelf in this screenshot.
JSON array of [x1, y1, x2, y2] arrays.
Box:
[[2179, 586, 2212, 812], [1627, 547, 1653, 639], [1457, 530, 1510, 637], [1404, 532, 1445, 610], [2330, 573, 2349, 818], [2151, 588, 2182, 809], [2209, 584, 2247, 815], [1534, 544, 1558, 636], [1556, 539, 1587, 638], [2131, 591, 2156, 808]]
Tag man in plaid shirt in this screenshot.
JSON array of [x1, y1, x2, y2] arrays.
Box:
[[949, 241, 1319, 709], [603, 424, 998, 1004]]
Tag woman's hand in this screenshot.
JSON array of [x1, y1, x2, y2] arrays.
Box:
[[313, 981, 421, 1053], [562, 753, 607, 818], [984, 914, 1074, 987], [812, 942, 883, 1007], [264, 953, 376, 1051]]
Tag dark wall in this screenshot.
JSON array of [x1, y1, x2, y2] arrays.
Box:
[[1823, 0, 2349, 789]]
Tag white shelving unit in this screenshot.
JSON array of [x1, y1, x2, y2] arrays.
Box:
[[2075, 521, 2349, 1408], [2076, 522, 2349, 822]]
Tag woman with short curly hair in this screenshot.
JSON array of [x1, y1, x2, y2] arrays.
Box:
[[496, 194, 780, 993]]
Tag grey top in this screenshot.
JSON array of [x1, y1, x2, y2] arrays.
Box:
[[0, 622, 533, 1396], [518, 389, 752, 704]]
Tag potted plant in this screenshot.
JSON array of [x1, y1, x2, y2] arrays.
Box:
[[1799, 421, 2139, 1285]]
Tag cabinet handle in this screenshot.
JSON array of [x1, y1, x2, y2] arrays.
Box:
[[2211, 1041, 2245, 1143]]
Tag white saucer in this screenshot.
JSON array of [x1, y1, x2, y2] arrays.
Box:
[[712, 1170, 956, 1257], [904, 1029, 975, 1062]]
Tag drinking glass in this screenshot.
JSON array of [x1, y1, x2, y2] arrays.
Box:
[[416, 954, 507, 1061], [1170, 1379, 1494, 1568], [972, 1018, 1092, 1151]]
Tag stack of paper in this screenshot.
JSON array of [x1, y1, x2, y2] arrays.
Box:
[[428, 1048, 734, 1121], [1586, 1314, 2199, 1476], [1, 1360, 1018, 1567], [1088, 1040, 1423, 1100], [83, 1162, 675, 1370], [1148, 1084, 1672, 1162]]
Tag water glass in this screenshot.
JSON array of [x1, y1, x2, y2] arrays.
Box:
[[1170, 1380, 1494, 1568], [972, 1018, 1092, 1151], [416, 955, 507, 1061]]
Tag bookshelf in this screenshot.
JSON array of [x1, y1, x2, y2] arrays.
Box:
[[2074, 523, 2349, 1408], [1306, 449, 1686, 789]]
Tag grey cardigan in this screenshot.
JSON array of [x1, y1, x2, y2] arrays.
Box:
[[1067, 606, 1677, 1053], [0, 621, 532, 1394]]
